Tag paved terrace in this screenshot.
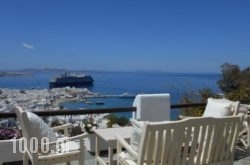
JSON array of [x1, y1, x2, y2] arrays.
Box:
[[49, 148, 250, 165], [5, 146, 250, 165], [61, 146, 250, 165]]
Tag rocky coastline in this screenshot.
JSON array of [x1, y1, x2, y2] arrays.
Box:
[[0, 72, 32, 77]]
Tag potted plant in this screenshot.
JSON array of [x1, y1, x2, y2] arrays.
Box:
[[82, 117, 98, 134], [0, 127, 23, 164], [82, 117, 103, 153], [0, 127, 19, 140]]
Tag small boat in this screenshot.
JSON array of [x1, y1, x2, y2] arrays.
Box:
[[96, 101, 104, 105], [120, 92, 135, 98], [85, 101, 93, 105]]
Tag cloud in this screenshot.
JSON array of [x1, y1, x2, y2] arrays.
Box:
[[22, 42, 35, 50]]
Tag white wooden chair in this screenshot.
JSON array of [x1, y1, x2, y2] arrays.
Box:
[[202, 98, 250, 152], [236, 104, 250, 151], [116, 116, 242, 165], [244, 115, 250, 153], [14, 106, 86, 165], [181, 98, 250, 149]]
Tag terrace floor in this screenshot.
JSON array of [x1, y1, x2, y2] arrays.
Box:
[[234, 145, 250, 165], [5, 146, 250, 165]]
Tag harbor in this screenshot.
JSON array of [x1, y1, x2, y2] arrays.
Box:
[[0, 87, 135, 113]]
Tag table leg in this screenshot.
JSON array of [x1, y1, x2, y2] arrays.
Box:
[[95, 135, 100, 165], [247, 124, 250, 154], [108, 145, 113, 165]]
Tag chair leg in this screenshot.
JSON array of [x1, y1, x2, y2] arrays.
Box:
[[23, 152, 29, 165], [247, 126, 250, 154], [79, 157, 84, 165], [79, 149, 85, 165]]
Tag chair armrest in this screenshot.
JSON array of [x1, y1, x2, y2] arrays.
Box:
[[38, 134, 87, 157], [42, 133, 87, 147], [179, 115, 200, 120], [65, 132, 87, 141], [52, 123, 72, 137], [246, 115, 250, 149], [116, 134, 138, 159], [179, 115, 188, 120]]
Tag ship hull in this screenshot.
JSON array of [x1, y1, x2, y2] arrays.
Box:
[[49, 81, 93, 88]]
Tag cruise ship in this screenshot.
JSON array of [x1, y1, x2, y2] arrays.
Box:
[[49, 72, 94, 88]]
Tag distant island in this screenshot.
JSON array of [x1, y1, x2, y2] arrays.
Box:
[[0, 72, 32, 77]]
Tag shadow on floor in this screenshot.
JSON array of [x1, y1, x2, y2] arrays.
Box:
[[235, 145, 249, 161]]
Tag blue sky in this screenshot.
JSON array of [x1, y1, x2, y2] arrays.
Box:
[[0, 0, 250, 73]]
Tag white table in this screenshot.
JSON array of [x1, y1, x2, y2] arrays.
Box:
[[95, 127, 133, 165]]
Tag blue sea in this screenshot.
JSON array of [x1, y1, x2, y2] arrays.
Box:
[[0, 71, 221, 120]]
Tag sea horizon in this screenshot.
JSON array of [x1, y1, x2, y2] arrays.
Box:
[[0, 69, 221, 99], [0, 68, 220, 75], [0, 70, 221, 120]]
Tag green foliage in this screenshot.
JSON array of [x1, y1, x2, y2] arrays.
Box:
[[217, 63, 250, 100], [106, 114, 117, 128], [180, 62, 250, 118], [106, 114, 129, 128], [217, 63, 241, 94], [180, 88, 218, 117], [116, 116, 129, 127], [50, 118, 64, 134], [82, 117, 98, 133], [50, 118, 63, 127], [69, 125, 83, 136]]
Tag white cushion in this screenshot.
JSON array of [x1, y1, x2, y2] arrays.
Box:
[[203, 98, 233, 117], [26, 112, 57, 143], [218, 98, 240, 115], [130, 119, 145, 153]]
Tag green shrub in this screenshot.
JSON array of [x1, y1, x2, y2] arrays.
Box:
[[180, 88, 218, 117], [106, 114, 129, 128]]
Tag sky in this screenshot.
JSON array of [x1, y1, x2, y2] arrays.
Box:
[[0, 0, 250, 73]]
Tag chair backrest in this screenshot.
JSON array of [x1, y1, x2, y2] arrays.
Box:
[[132, 93, 171, 121], [138, 116, 242, 165], [14, 106, 35, 157], [14, 106, 57, 156], [233, 102, 240, 114], [14, 106, 29, 140]]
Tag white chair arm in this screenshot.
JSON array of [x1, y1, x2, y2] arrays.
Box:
[[116, 134, 138, 159], [38, 150, 81, 160], [179, 115, 200, 120], [52, 123, 72, 130], [65, 132, 87, 141], [42, 133, 87, 147], [52, 123, 72, 137]]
